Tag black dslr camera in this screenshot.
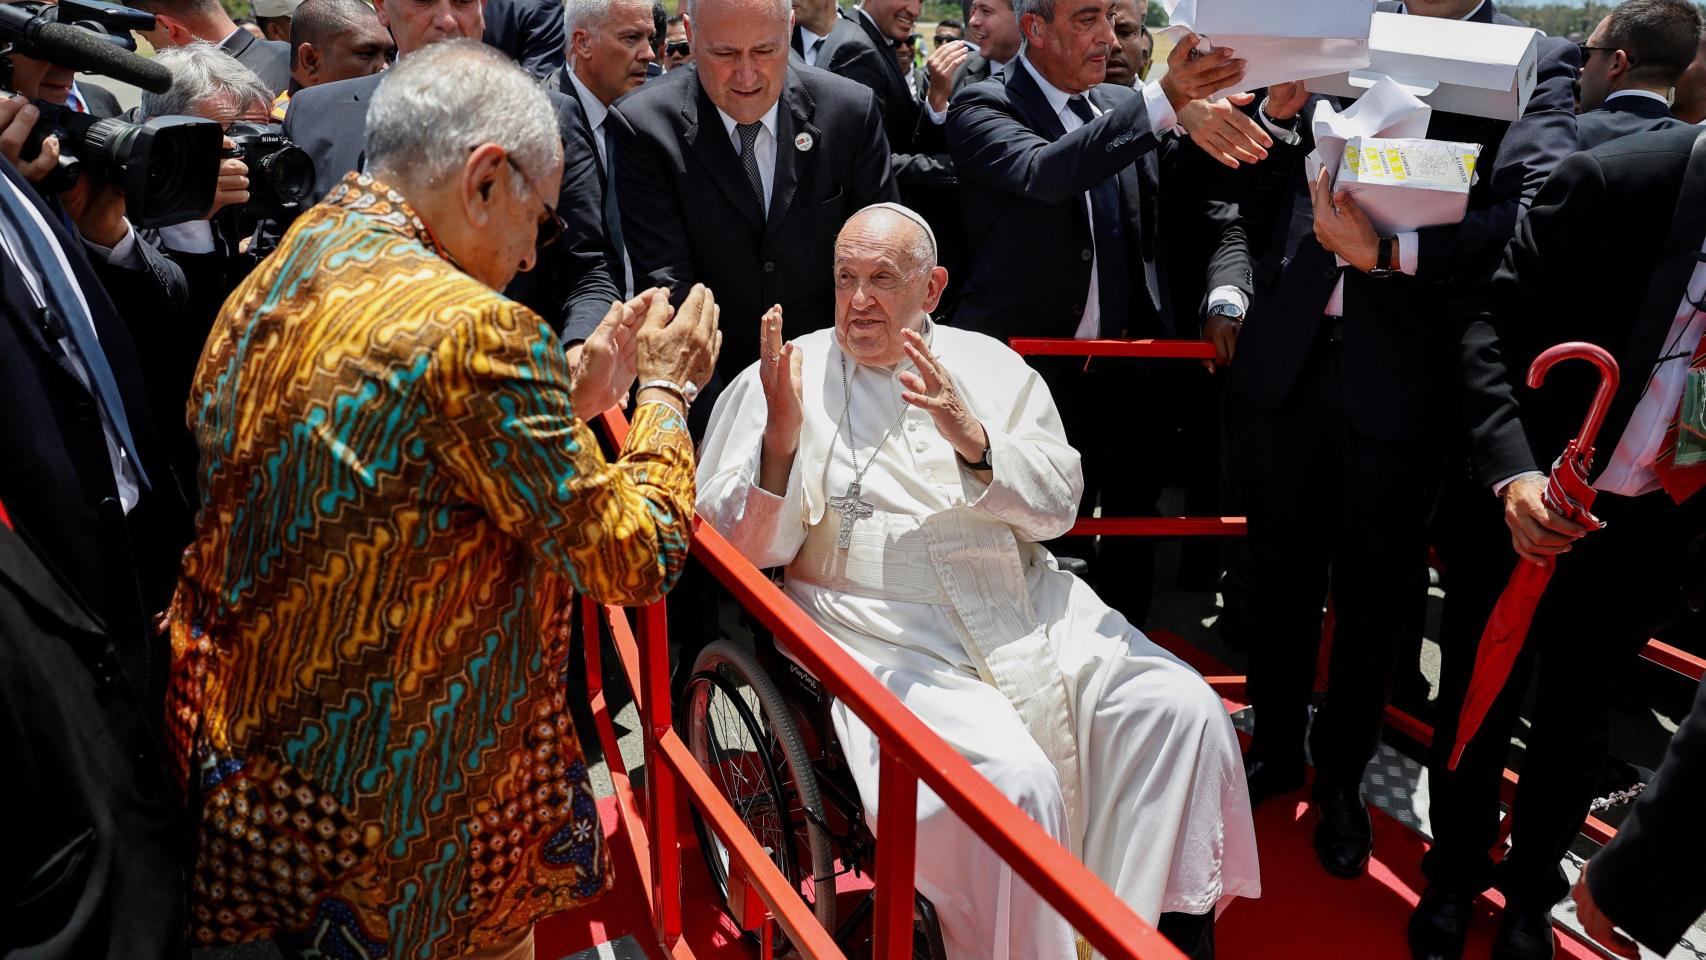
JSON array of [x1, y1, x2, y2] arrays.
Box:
[[1, 0, 223, 227], [225, 121, 315, 220]]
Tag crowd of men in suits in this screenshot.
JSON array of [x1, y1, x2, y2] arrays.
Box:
[[5, 0, 1706, 954]]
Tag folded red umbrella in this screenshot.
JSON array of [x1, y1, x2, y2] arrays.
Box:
[[1447, 342, 1620, 771]]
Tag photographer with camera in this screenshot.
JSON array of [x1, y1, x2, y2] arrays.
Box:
[[130, 41, 312, 500]]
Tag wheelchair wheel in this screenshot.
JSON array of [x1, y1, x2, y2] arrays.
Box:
[[680, 639, 837, 948]]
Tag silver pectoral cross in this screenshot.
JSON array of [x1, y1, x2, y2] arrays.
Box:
[[827, 481, 874, 549]]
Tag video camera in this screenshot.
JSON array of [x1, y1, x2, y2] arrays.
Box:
[[0, 0, 225, 227]]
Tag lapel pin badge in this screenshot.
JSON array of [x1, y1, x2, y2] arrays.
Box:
[[795, 132, 814, 152]]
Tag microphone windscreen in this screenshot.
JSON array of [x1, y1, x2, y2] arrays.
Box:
[[36, 21, 175, 93]]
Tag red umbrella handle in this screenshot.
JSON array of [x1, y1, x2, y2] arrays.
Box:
[[1526, 342, 1620, 457]]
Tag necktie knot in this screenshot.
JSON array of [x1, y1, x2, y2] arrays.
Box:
[[737, 121, 764, 151], [1066, 95, 1096, 124]]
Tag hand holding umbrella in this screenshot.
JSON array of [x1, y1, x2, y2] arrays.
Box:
[[1447, 342, 1620, 771]]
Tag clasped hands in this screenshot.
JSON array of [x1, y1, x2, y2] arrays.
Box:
[[569, 285, 721, 417]]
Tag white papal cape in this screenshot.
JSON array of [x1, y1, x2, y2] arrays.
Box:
[[696, 320, 1260, 960]]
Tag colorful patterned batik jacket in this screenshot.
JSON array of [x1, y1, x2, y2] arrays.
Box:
[[168, 172, 694, 957]]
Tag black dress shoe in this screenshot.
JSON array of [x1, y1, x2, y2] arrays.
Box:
[[1312, 783, 1372, 878], [1243, 755, 1306, 809], [1491, 905, 1556, 960], [1407, 886, 1473, 960]]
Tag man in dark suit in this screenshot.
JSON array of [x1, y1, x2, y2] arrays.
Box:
[[945, 2, 1265, 629], [0, 142, 190, 957], [1574, 676, 1706, 959], [1217, 0, 1579, 884], [132, 0, 292, 94], [286, 0, 619, 341], [609, 0, 897, 399], [791, 0, 856, 66], [485, 0, 569, 78], [552, 0, 659, 314], [815, 0, 966, 299], [1413, 124, 1706, 960], [1575, 0, 1700, 150]]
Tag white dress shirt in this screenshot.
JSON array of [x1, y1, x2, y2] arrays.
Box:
[[0, 172, 141, 513], [798, 23, 829, 66], [569, 70, 636, 296], [1603, 88, 1672, 108], [717, 100, 781, 215], [1018, 57, 1173, 340]]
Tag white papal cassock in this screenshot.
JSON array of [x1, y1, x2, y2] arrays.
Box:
[[696, 320, 1260, 960]]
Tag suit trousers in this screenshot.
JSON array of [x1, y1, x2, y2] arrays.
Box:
[[1042, 357, 1164, 628], [1234, 332, 1437, 789], [1423, 485, 1705, 908]]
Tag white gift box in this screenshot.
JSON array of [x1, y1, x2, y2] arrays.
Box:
[[1305, 12, 1541, 122], [1333, 136, 1484, 233], [1158, 0, 1375, 98]]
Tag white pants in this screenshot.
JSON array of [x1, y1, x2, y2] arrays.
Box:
[[792, 570, 1261, 960]]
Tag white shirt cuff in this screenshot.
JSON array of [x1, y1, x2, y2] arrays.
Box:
[[1397, 231, 1419, 275], [83, 221, 142, 269], [1207, 285, 1248, 314], [1258, 107, 1301, 146], [1492, 470, 1545, 497], [926, 101, 948, 124], [1140, 79, 1179, 136]]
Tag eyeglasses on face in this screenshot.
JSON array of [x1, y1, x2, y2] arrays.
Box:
[[666, 40, 690, 56], [503, 153, 566, 248]]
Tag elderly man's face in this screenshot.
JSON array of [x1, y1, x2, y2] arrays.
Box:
[[862, 0, 920, 42], [1023, 0, 1116, 95], [833, 210, 948, 367], [686, 0, 791, 125], [1103, 0, 1144, 86], [438, 145, 566, 290], [375, 0, 484, 58], [575, 0, 658, 105]]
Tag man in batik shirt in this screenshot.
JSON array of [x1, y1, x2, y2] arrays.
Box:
[[168, 42, 720, 959]]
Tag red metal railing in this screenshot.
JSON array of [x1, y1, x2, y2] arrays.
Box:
[[1005, 336, 1706, 840], [583, 407, 1187, 960]]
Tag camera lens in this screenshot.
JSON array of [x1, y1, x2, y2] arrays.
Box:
[[257, 145, 314, 207]]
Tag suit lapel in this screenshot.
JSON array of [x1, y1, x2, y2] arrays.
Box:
[[1006, 60, 1067, 140], [850, 6, 907, 90], [1605, 131, 1706, 466], [682, 72, 765, 227], [766, 70, 820, 241]]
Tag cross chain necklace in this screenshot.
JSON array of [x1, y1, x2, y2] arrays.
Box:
[[827, 353, 909, 549]]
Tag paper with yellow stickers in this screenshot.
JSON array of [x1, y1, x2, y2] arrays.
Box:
[[1333, 136, 1483, 234]]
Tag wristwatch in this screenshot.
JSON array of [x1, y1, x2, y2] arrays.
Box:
[[1205, 302, 1245, 324], [963, 441, 992, 471], [1367, 236, 1398, 278]]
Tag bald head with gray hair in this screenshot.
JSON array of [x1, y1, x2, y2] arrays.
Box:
[[140, 41, 273, 119], [683, 0, 789, 33], [838, 203, 938, 273], [364, 39, 561, 197]]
